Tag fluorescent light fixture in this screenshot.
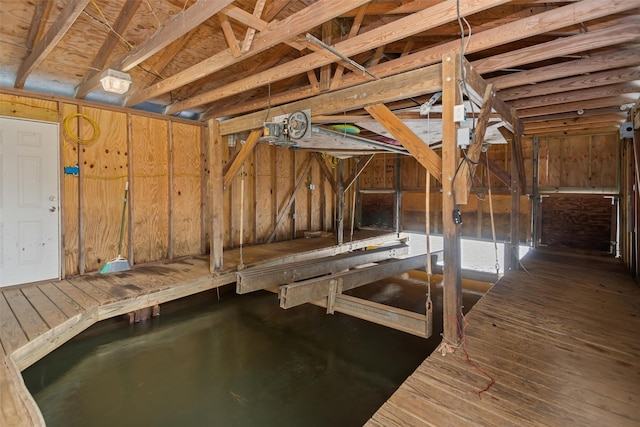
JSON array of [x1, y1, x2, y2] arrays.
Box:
[[100, 69, 132, 94]]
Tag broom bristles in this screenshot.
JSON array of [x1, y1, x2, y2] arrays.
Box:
[[99, 255, 131, 274]]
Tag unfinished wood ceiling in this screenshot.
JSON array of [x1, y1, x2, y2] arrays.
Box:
[[1, 0, 639, 138]]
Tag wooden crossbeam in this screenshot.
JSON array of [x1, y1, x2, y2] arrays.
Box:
[[167, 0, 508, 114], [77, 0, 234, 98], [128, 0, 369, 108], [344, 154, 375, 192], [223, 129, 261, 188], [365, 104, 442, 181], [15, 0, 90, 89], [220, 63, 442, 135], [279, 255, 425, 309], [311, 152, 337, 194], [454, 84, 495, 205], [237, 244, 409, 294]]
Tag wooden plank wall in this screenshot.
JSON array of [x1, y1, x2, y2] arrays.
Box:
[[537, 134, 618, 189], [359, 146, 530, 242], [0, 92, 203, 277], [222, 142, 331, 247]]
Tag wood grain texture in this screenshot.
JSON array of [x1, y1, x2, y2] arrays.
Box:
[[172, 122, 202, 257], [131, 115, 169, 263], [80, 107, 128, 271], [368, 248, 640, 427]]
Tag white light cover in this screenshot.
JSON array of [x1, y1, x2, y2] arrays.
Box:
[[100, 69, 132, 94]]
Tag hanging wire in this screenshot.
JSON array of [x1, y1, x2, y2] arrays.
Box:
[[485, 154, 500, 276], [63, 113, 100, 145]]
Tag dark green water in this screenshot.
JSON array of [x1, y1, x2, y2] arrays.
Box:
[[23, 274, 485, 427]]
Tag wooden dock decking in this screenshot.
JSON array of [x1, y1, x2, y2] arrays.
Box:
[[367, 249, 640, 426], [0, 230, 396, 427]]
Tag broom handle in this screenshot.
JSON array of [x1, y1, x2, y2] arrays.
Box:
[[117, 182, 129, 256]]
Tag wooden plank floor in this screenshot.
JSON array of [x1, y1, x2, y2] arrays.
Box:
[[367, 248, 640, 426], [0, 230, 396, 427]]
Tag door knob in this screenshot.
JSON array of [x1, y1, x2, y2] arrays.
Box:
[[49, 206, 56, 212]]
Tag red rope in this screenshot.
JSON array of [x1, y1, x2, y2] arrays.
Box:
[[458, 311, 495, 398]]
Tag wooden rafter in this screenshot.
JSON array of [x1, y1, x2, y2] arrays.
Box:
[[219, 62, 443, 136], [510, 82, 639, 110], [519, 95, 638, 119], [165, 0, 508, 114], [330, 4, 368, 90], [365, 104, 442, 181], [84, 0, 143, 78], [204, 0, 637, 121], [25, 0, 53, 50], [76, 0, 234, 98], [490, 47, 640, 91], [127, 0, 371, 108], [219, 13, 241, 58], [15, 0, 90, 89], [240, 0, 267, 53]]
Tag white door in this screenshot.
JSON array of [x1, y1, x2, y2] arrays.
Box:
[[0, 116, 60, 287]]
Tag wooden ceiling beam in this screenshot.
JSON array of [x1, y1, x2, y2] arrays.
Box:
[[365, 104, 442, 181], [25, 0, 53, 50], [521, 107, 628, 123], [76, 0, 234, 98], [490, 47, 640, 91], [127, 0, 370, 108], [528, 126, 621, 138], [86, 0, 143, 75], [205, 0, 638, 120], [499, 67, 640, 102], [15, 0, 90, 89], [524, 114, 627, 131], [222, 129, 261, 188], [240, 0, 267, 53], [510, 82, 640, 110], [473, 16, 640, 75], [525, 122, 624, 136], [518, 95, 639, 118], [165, 0, 509, 115], [220, 5, 305, 51], [219, 62, 443, 136], [330, 5, 368, 90]]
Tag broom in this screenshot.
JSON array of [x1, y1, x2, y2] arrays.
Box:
[[100, 181, 131, 274]]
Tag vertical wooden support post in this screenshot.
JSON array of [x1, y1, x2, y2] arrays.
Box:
[[292, 150, 297, 239], [532, 136, 540, 248], [395, 154, 402, 234], [509, 110, 521, 270], [253, 147, 259, 244], [57, 103, 66, 279], [77, 107, 85, 275], [208, 119, 224, 273], [337, 159, 345, 244], [441, 53, 463, 349], [126, 113, 134, 267], [272, 145, 278, 239], [168, 121, 174, 260], [200, 126, 207, 254]]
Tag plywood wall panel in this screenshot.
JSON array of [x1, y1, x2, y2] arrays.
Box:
[[172, 122, 202, 257], [0, 94, 57, 122], [590, 134, 618, 188], [80, 107, 128, 272], [131, 116, 169, 264], [562, 136, 590, 187], [275, 147, 293, 241], [255, 143, 274, 242]]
